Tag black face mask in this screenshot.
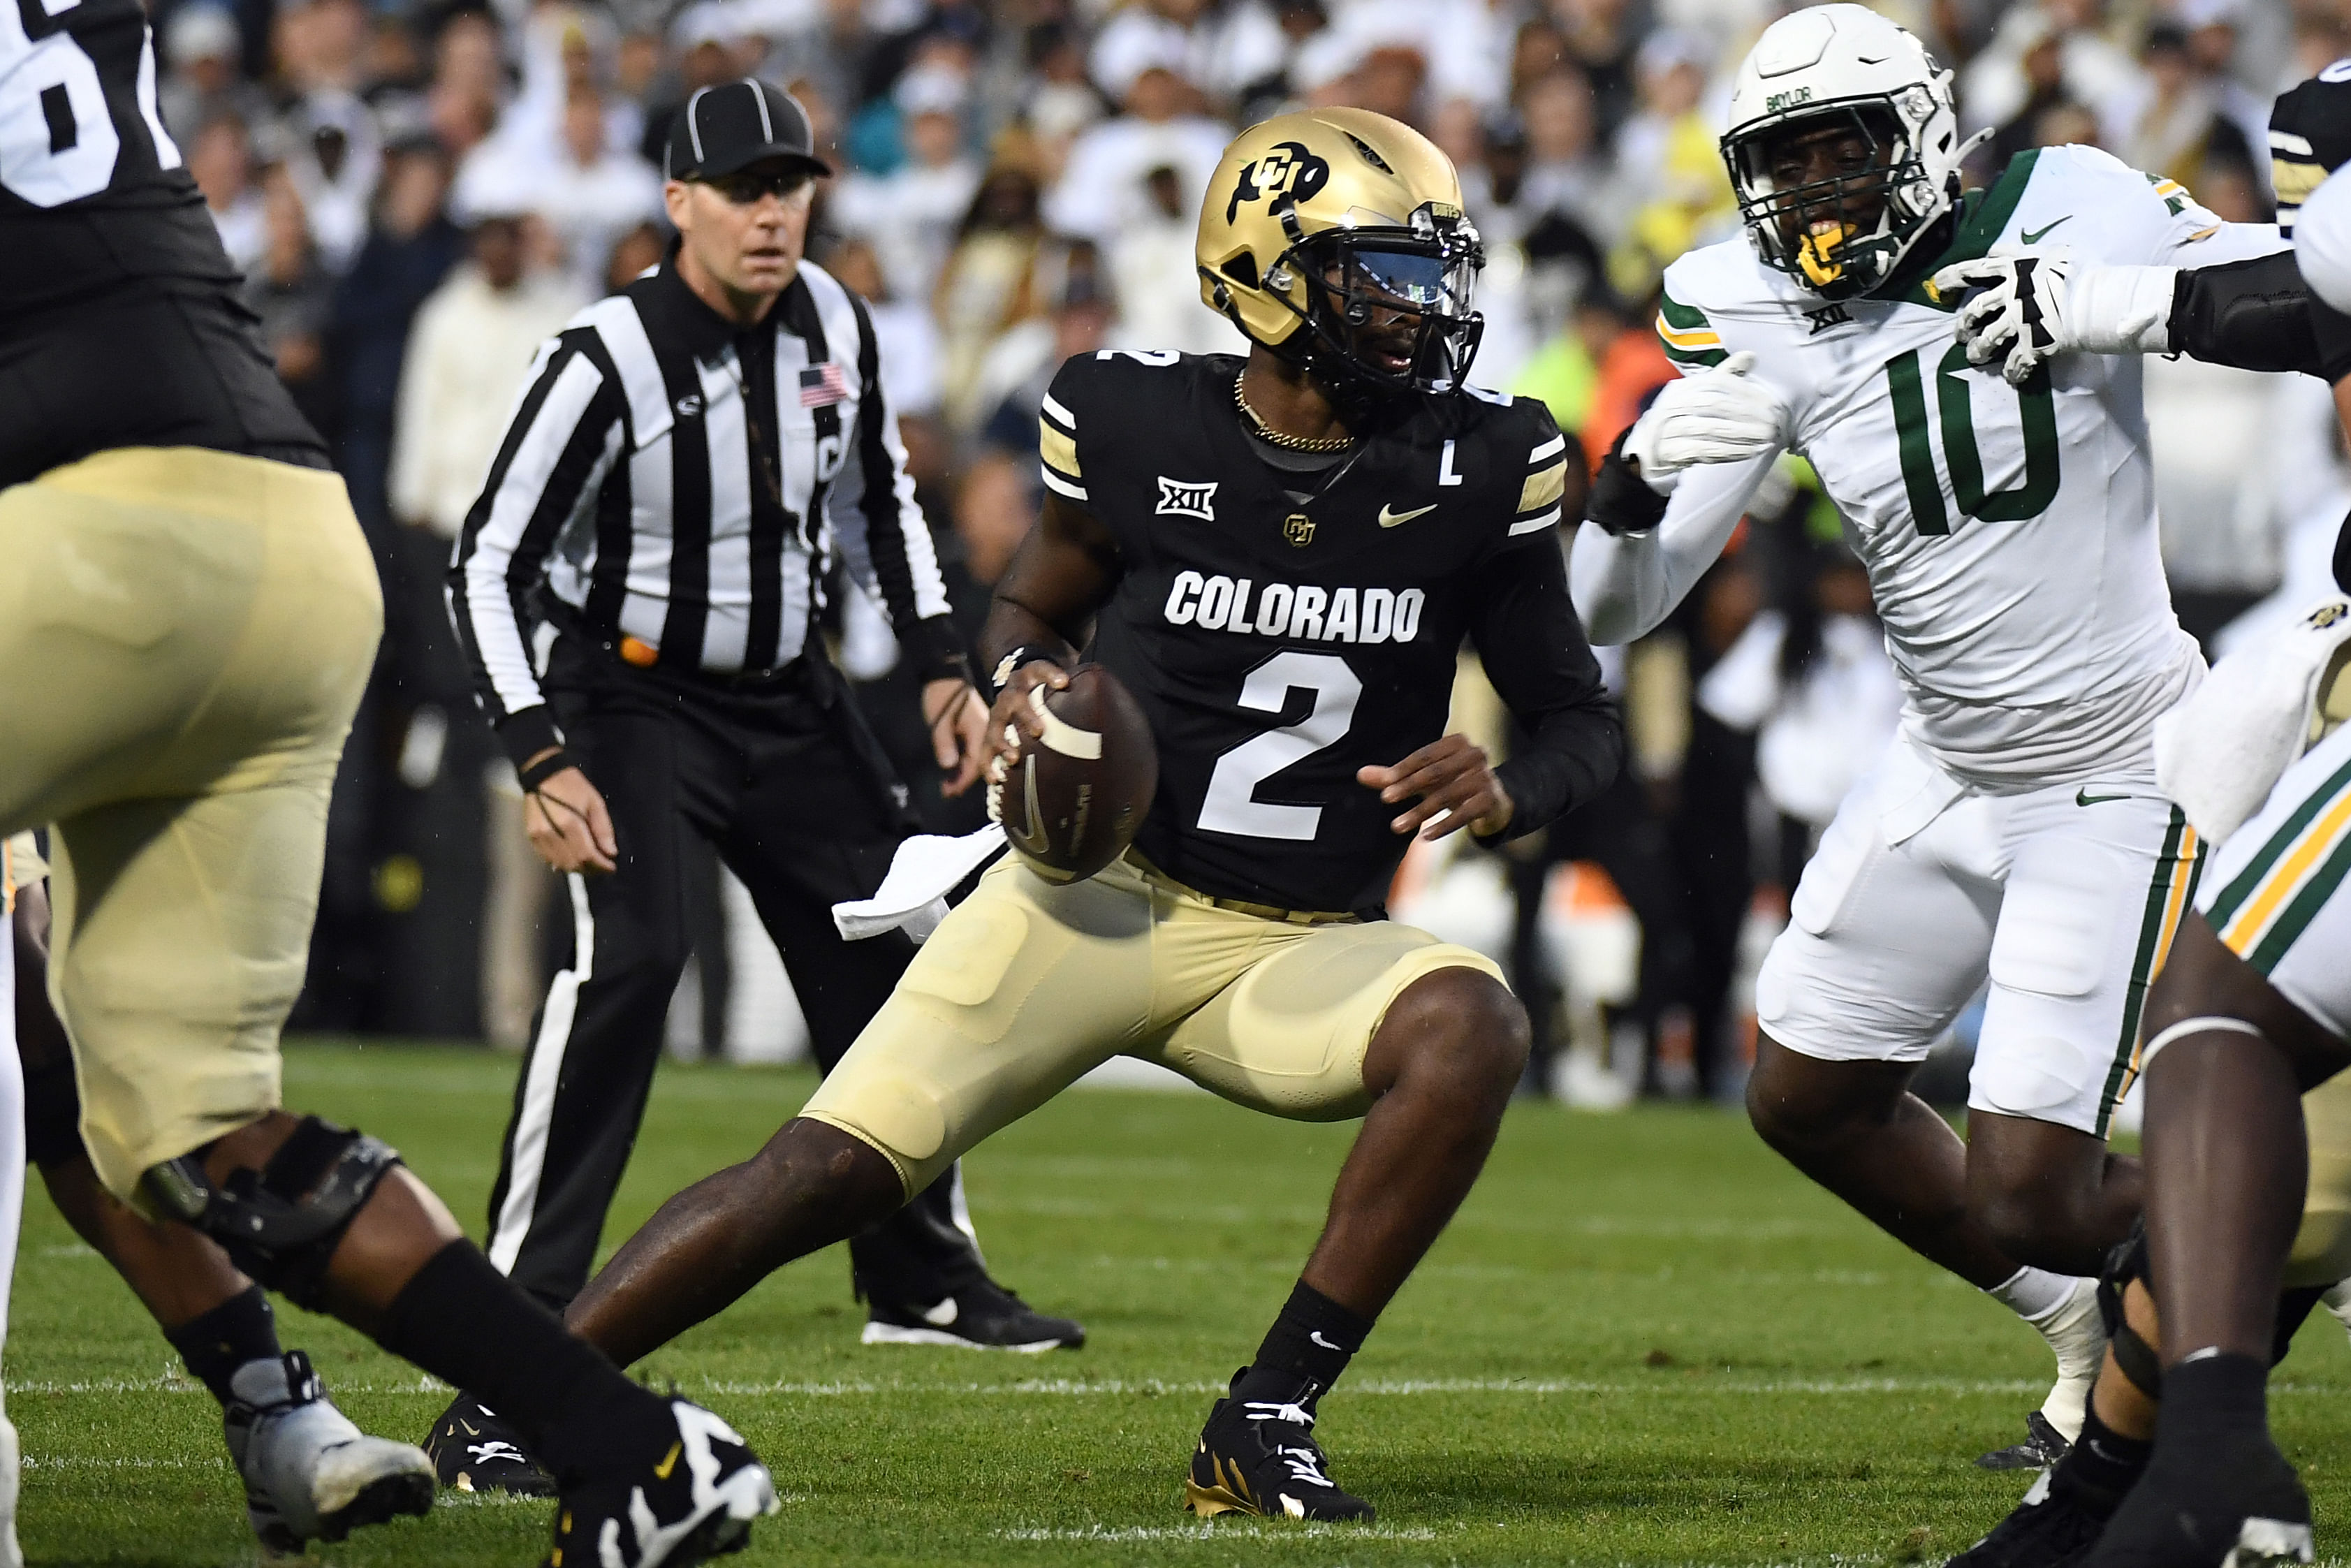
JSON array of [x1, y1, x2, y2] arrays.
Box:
[[1275, 224, 1486, 405]]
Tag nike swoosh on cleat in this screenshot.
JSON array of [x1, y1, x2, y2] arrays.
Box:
[[2021, 218, 2070, 244], [1308, 1331, 1342, 1350], [460, 1421, 480, 1436], [652, 1439, 682, 1481], [1377, 503, 1437, 528], [2075, 789, 2128, 807], [921, 1296, 960, 1327]]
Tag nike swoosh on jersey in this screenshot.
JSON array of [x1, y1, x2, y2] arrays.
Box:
[[2020, 218, 2071, 244], [2075, 789, 2128, 807], [1377, 503, 1438, 527]]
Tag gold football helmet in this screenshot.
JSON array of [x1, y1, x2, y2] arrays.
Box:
[[1196, 108, 1485, 397]]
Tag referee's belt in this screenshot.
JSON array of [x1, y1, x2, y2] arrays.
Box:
[[549, 601, 827, 698], [1122, 849, 1363, 926]]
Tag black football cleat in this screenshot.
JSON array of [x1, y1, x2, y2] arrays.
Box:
[[546, 1398, 777, 1568], [2080, 1428, 2310, 1568], [1183, 1372, 1372, 1523], [1949, 1468, 2114, 1568], [426, 1391, 556, 1497], [862, 1276, 1084, 1352], [1979, 1412, 2072, 1471]]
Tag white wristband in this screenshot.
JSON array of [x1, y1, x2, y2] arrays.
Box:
[[2070, 265, 2178, 356]]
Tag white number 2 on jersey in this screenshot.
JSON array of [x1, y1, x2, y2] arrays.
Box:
[[1197, 651, 1362, 842], [0, 0, 180, 208]]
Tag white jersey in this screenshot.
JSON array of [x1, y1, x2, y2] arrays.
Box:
[[1574, 145, 2286, 789]]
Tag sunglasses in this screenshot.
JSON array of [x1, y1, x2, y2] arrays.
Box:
[[698, 168, 813, 205]]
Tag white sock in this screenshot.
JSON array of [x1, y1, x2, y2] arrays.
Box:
[[1986, 1266, 2079, 1323]]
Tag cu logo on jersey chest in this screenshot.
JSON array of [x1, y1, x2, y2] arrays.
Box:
[[1224, 140, 1331, 223]]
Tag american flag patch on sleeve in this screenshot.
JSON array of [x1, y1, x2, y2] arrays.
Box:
[[798, 362, 848, 407]]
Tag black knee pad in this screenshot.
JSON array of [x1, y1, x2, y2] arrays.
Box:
[[141, 1116, 402, 1309], [22, 1057, 85, 1171], [2098, 1219, 2164, 1399]]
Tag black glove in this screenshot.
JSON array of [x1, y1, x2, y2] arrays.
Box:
[[1583, 427, 1670, 537]]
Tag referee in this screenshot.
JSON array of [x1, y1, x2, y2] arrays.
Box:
[[437, 80, 1082, 1491]]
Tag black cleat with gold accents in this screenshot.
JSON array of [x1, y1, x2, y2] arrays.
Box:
[[545, 1397, 777, 1568], [1182, 1368, 1373, 1523]]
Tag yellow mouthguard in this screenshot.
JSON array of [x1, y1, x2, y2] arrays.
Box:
[[1798, 221, 1854, 288]]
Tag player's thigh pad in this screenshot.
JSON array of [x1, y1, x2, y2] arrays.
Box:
[[12, 450, 379, 1201], [1969, 793, 2197, 1136], [0, 448, 379, 832], [1755, 784, 2000, 1063], [799, 856, 1169, 1195], [1149, 920, 1504, 1121], [2197, 719, 2351, 1039]]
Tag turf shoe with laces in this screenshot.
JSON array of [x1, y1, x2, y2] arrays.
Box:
[[861, 1275, 1084, 1352], [546, 1397, 777, 1568], [1183, 1370, 1372, 1523], [425, 1390, 557, 1496], [2081, 1424, 2311, 1568], [1949, 1464, 2121, 1568], [224, 1351, 436, 1553]]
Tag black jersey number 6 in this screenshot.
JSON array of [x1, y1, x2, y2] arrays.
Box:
[[1196, 650, 1361, 842]]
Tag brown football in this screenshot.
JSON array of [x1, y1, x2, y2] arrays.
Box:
[[991, 664, 1157, 883]]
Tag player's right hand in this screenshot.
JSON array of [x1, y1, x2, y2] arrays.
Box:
[[525, 765, 618, 874], [1620, 350, 1787, 480], [983, 661, 1071, 784]]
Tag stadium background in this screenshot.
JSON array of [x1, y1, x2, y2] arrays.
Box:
[[176, 0, 2342, 1106]]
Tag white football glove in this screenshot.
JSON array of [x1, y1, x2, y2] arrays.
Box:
[[1620, 351, 1788, 481], [1935, 255, 2178, 386]]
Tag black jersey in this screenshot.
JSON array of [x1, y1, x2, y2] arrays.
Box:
[[0, 0, 321, 485], [1041, 350, 1619, 914]]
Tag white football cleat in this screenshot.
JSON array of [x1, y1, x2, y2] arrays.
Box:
[[224, 1351, 434, 1554], [2032, 1277, 2108, 1444], [0, 1407, 24, 1568]]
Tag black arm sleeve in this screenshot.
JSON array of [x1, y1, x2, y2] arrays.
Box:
[[1463, 538, 1625, 841], [2166, 251, 2351, 379]]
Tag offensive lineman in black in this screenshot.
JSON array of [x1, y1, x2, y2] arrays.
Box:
[[0, 0, 775, 1561], [535, 107, 1623, 1521]]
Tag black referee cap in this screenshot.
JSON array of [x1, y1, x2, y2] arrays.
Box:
[[666, 80, 832, 182]]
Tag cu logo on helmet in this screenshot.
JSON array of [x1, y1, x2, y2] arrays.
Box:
[[1224, 140, 1331, 223]]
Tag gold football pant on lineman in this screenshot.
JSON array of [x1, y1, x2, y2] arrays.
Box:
[[2289, 1073, 2351, 1289], [0, 448, 380, 1200], [800, 852, 1505, 1196]]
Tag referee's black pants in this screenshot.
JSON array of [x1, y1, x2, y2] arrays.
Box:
[[483, 629, 989, 1312]]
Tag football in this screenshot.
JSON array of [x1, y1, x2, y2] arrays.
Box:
[[991, 664, 1158, 883]]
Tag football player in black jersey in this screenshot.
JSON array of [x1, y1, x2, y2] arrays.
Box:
[[549, 108, 1623, 1522], [0, 1, 775, 1562], [1931, 66, 2351, 1568]]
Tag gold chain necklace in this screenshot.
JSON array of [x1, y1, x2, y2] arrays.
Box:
[[1232, 375, 1356, 453]]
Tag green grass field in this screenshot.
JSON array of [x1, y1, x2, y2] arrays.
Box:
[[13, 1043, 2351, 1567]]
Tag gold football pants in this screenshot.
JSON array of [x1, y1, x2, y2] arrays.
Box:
[[800, 852, 1506, 1196], [0, 448, 380, 1199]]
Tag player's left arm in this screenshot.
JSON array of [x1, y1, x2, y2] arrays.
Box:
[[1437, 536, 1625, 843]]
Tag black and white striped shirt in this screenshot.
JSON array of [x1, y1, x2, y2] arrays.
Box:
[[448, 251, 965, 768]]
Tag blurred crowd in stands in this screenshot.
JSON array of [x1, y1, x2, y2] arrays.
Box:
[[182, 0, 2351, 1102]]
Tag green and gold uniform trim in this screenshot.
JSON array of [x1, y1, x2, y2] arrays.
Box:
[[1511, 431, 1570, 535], [1656, 290, 1727, 368], [2098, 807, 2202, 1134], [2204, 751, 2351, 975], [1889, 149, 2044, 310], [1039, 391, 1085, 502]]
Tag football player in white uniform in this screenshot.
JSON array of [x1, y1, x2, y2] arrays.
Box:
[[1922, 78, 2351, 1568], [1572, 3, 2285, 1465]]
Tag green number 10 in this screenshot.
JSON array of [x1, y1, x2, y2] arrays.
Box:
[[1884, 343, 2060, 536]]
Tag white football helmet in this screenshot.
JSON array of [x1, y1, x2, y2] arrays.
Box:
[[1720, 4, 1976, 300]]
